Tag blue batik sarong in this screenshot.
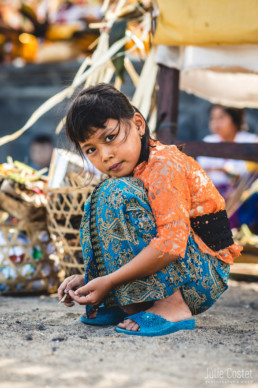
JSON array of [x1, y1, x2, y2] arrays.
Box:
[[80, 177, 230, 315]]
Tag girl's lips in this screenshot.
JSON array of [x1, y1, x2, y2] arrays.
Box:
[[109, 162, 123, 171]]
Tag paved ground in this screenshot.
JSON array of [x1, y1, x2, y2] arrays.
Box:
[[0, 279, 257, 388]]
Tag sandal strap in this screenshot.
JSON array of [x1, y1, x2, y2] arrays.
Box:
[[124, 311, 168, 328]]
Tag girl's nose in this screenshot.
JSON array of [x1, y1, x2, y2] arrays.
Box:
[[101, 146, 114, 162]]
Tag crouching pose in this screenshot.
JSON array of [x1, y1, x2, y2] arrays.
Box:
[[58, 84, 242, 337]]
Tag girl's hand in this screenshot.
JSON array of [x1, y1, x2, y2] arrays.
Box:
[[69, 275, 113, 306], [58, 274, 85, 307]]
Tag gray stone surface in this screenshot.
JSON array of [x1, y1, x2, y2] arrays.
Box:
[[0, 279, 257, 387]]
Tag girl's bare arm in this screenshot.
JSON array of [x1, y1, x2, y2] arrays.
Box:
[[70, 245, 179, 306], [108, 245, 178, 288]]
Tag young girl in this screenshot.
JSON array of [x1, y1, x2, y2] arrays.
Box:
[[58, 83, 242, 337]]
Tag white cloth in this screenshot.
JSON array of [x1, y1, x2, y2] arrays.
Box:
[[156, 45, 258, 72], [197, 132, 258, 186], [156, 45, 258, 108]]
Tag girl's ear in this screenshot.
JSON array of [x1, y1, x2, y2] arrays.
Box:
[[133, 113, 145, 136]]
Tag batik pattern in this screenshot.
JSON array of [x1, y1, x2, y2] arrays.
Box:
[[80, 177, 230, 314]]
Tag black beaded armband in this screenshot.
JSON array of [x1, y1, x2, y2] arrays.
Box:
[[190, 210, 234, 251]]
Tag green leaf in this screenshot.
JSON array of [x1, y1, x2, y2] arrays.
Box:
[[109, 20, 127, 82]]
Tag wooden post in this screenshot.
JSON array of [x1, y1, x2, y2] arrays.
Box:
[[156, 65, 180, 144], [179, 142, 258, 162]]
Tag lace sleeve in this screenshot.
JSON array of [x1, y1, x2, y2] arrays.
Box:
[[146, 157, 191, 257]]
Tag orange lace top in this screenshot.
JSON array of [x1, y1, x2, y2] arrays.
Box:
[[133, 140, 242, 265]]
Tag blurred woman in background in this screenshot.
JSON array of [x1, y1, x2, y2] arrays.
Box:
[[198, 105, 257, 199], [198, 105, 258, 231]]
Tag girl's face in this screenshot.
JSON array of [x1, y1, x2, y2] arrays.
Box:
[[79, 113, 145, 178], [209, 106, 237, 141]]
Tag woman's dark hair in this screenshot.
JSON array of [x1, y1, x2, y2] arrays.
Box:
[[66, 83, 151, 165], [30, 134, 54, 146], [210, 104, 245, 132]]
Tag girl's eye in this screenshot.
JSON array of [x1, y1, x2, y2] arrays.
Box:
[[85, 147, 95, 155], [105, 134, 116, 143]]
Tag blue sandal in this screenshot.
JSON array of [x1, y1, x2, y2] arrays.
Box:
[[115, 311, 195, 337], [81, 305, 127, 326]]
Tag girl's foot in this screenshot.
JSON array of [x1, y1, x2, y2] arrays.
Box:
[[81, 306, 98, 319], [82, 301, 153, 320], [117, 289, 192, 332], [120, 301, 154, 315], [81, 312, 97, 319]]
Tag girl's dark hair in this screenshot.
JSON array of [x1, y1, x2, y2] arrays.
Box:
[[210, 104, 245, 132], [66, 83, 151, 165]]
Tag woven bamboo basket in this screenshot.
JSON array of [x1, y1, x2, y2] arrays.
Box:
[[45, 185, 95, 275], [0, 221, 60, 294]]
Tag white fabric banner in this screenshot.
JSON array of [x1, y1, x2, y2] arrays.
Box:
[[156, 45, 258, 108]]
